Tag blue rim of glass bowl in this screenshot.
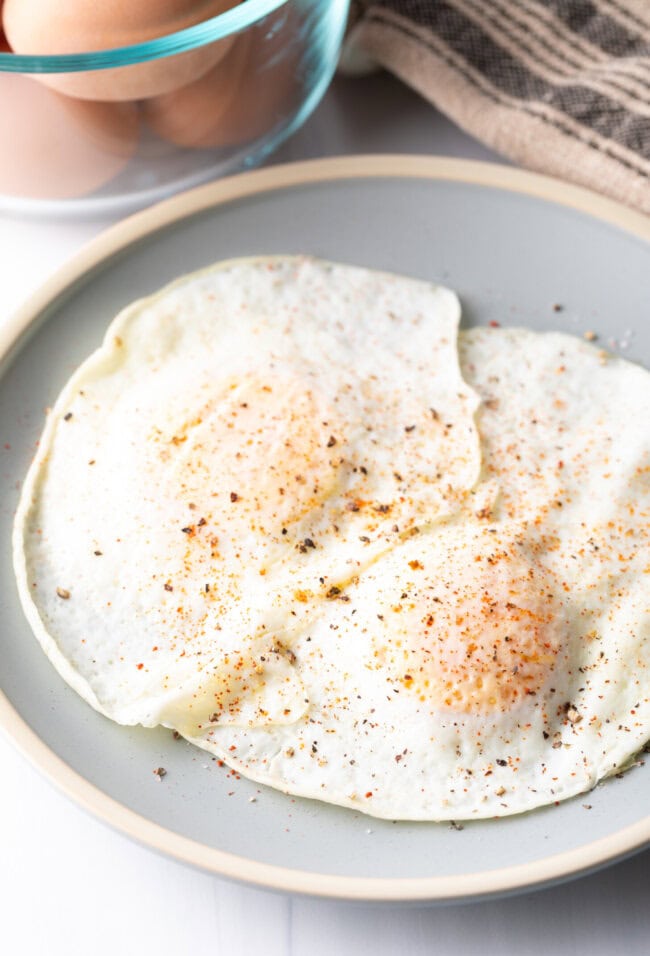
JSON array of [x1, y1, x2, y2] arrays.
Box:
[[0, 0, 289, 73]]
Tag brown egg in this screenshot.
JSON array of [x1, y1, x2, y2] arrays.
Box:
[[142, 7, 302, 150], [0, 74, 139, 199], [142, 31, 250, 148], [0, 3, 9, 51], [2, 0, 239, 101], [213, 10, 303, 147]]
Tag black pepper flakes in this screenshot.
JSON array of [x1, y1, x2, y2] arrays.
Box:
[[566, 706, 582, 724]]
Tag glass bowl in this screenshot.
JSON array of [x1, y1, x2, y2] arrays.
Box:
[[0, 0, 349, 216]]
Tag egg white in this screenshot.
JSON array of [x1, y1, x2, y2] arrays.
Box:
[[14, 258, 650, 821], [188, 328, 650, 819], [14, 256, 479, 737]]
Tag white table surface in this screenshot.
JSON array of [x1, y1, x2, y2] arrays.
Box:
[[1, 71, 649, 956]]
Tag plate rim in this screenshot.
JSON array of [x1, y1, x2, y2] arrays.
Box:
[[2, 154, 649, 902]]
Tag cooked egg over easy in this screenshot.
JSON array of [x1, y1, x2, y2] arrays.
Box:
[[14, 257, 479, 738], [13, 263, 650, 820], [187, 328, 650, 819]]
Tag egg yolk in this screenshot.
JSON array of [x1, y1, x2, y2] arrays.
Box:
[[377, 527, 563, 714], [161, 374, 347, 534]]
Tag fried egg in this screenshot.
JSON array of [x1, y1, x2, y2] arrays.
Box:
[[14, 257, 479, 736], [14, 261, 650, 820], [192, 326, 649, 818]]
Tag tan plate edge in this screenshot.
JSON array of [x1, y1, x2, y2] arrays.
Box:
[[1, 155, 649, 902], [2, 690, 649, 903], [3, 155, 650, 368]]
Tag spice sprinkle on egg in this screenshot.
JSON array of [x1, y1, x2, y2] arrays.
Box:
[[13, 256, 650, 820]]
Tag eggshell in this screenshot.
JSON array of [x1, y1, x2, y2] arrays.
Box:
[[214, 11, 302, 147], [0, 6, 9, 52], [142, 7, 302, 150], [0, 74, 139, 199], [2, 0, 239, 101], [141, 31, 250, 148]]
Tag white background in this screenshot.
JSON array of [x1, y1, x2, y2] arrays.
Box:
[[1, 72, 649, 955]]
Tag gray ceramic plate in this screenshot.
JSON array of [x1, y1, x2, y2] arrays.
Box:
[[1, 156, 649, 903]]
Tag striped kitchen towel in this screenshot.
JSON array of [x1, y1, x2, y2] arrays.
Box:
[[344, 0, 650, 213]]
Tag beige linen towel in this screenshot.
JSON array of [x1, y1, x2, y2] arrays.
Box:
[[345, 0, 650, 213]]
